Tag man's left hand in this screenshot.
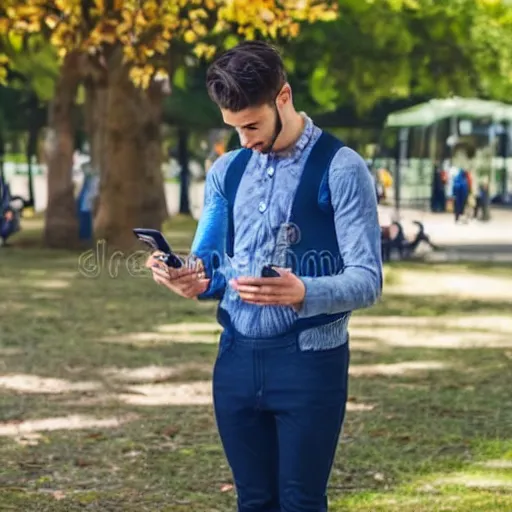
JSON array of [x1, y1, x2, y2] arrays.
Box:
[[230, 268, 305, 309]]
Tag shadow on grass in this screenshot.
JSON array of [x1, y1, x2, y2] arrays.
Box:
[[365, 294, 512, 317], [1, 249, 512, 510]]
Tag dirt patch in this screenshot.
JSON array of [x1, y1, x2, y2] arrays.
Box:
[[351, 315, 512, 334], [350, 361, 449, 377], [348, 340, 384, 352], [157, 322, 221, 333], [118, 381, 213, 406], [0, 301, 27, 313], [30, 292, 62, 300], [387, 271, 512, 301], [0, 348, 24, 356], [346, 403, 376, 412], [117, 380, 376, 411], [0, 414, 138, 437], [350, 327, 512, 349], [0, 374, 102, 394], [100, 332, 218, 345], [100, 362, 212, 383], [54, 271, 77, 279], [27, 279, 70, 290], [433, 473, 512, 490], [475, 460, 512, 469]]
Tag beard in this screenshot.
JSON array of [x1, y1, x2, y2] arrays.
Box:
[[260, 106, 283, 154]]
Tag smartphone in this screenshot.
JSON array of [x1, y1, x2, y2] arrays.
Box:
[[261, 265, 280, 277], [133, 228, 183, 268]]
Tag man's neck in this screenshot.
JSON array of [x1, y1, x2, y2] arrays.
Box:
[[272, 111, 305, 154]]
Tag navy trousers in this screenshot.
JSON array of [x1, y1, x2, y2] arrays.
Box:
[[213, 331, 350, 512]]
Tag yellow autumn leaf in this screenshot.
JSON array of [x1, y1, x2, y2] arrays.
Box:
[[129, 66, 144, 86], [318, 10, 338, 22], [142, 0, 159, 19], [94, 0, 105, 12], [55, 0, 73, 15], [153, 38, 170, 54], [162, 14, 179, 28], [193, 42, 216, 59], [191, 22, 208, 37], [0, 18, 10, 34], [14, 6, 41, 19], [289, 22, 300, 37], [243, 26, 255, 39], [123, 45, 136, 61], [45, 14, 60, 30], [143, 46, 155, 57], [140, 71, 152, 89], [135, 10, 148, 29], [183, 29, 197, 43], [154, 68, 168, 81], [260, 8, 276, 23], [190, 8, 209, 20]]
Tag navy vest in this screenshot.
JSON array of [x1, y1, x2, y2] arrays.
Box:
[[222, 130, 348, 335]]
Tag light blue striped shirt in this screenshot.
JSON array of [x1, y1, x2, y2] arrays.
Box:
[[191, 114, 382, 350]]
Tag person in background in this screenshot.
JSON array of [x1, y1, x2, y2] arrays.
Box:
[[474, 176, 490, 221], [452, 168, 469, 223]]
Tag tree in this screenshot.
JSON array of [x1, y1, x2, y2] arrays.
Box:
[[163, 60, 223, 215], [286, 0, 512, 116], [1, 0, 338, 250], [0, 34, 57, 211]]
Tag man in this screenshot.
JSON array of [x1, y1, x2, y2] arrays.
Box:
[[147, 41, 382, 512]]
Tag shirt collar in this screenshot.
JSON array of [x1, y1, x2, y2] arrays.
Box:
[[273, 112, 314, 160], [259, 112, 314, 165]]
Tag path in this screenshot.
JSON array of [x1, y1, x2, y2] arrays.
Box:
[[10, 174, 512, 260]]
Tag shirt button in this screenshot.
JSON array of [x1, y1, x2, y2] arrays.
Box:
[[267, 167, 275, 177], [258, 201, 267, 213]]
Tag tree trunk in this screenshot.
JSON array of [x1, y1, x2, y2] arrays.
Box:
[[26, 122, 39, 208], [84, 81, 107, 176], [94, 49, 168, 251], [84, 75, 107, 219], [43, 51, 82, 249], [178, 127, 191, 215]]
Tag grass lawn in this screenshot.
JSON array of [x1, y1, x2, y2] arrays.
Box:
[[0, 217, 511, 511]]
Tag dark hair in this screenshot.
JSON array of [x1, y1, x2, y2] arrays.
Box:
[[206, 41, 287, 111]]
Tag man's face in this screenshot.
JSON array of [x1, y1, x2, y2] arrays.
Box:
[[222, 103, 280, 154]]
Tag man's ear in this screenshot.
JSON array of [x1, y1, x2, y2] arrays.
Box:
[[277, 84, 292, 107]]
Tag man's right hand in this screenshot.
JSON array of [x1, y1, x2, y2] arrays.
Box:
[[145, 251, 210, 299]]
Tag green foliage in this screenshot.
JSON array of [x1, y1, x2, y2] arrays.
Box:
[[2, 33, 59, 102], [285, 0, 512, 116], [165, 63, 222, 129]]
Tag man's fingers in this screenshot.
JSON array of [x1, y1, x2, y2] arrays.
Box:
[[235, 284, 283, 296], [170, 270, 206, 285], [234, 276, 284, 287], [145, 251, 165, 268], [152, 267, 171, 281], [151, 265, 204, 282], [240, 294, 293, 305], [167, 266, 198, 278], [153, 274, 169, 287], [181, 279, 210, 298], [238, 291, 290, 303]]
